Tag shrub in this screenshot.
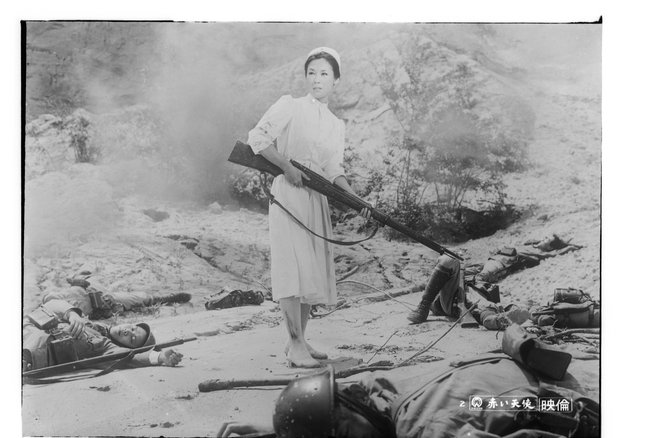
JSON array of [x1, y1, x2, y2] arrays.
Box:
[[229, 170, 272, 212], [365, 33, 531, 242]]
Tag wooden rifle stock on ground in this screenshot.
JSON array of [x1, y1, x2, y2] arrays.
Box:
[[198, 364, 394, 392], [228, 141, 462, 260], [22, 337, 197, 379]]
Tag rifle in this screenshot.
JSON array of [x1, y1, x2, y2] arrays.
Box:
[[22, 336, 197, 379], [228, 141, 462, 260], [199, 364, 395, 392]]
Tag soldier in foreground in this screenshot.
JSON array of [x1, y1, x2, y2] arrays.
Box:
[[218, 325, 599, 437]]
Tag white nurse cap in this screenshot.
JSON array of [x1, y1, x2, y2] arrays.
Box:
[[306, 47, 341, 76]]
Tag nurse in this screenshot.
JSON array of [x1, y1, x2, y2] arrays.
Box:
[[247, 47, 369, 368]]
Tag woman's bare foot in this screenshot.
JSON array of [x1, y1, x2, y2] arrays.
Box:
[[285, 342, 321, 368], [305, 343, 328, 360], [285, 341, 328, 360]]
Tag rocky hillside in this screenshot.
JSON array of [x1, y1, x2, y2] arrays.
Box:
[[21, 22, 603, 438], [23, 22, 601, 314], [236, 31, 536, 192]]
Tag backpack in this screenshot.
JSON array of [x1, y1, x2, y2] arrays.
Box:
[[533, 288, 600, 328], [204, 289, 264, 310]]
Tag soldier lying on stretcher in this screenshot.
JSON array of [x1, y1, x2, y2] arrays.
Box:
[[23, 299, 183, 372]]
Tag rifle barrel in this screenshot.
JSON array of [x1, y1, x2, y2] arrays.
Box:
[[229, 141, 462, 260], [291, 161, 463, 260]]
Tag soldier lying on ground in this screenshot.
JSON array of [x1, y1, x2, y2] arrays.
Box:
[[407, 234, 582, 326], [42, 271, 191, 320], [470, 234, 582, 284], [218, 325, 599, 438], [407, 253, 530, 328], [23, 299, 183, 372]]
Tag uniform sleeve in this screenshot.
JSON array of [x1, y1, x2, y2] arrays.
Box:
[[247, 95, 295, 154], [43, 286, 93, 317], [97, 341, 154, 368], [40, 299, 83, 321], [344, 372, 399, 419], [324, 119, 346, 183]]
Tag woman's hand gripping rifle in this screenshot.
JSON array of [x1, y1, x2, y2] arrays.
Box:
[[228, 141, 462, 260]]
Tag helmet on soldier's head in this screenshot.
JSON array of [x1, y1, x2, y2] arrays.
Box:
[[273, 366, 336, 438], [136, 323, 156, 347], [110, 322, 156, 348]]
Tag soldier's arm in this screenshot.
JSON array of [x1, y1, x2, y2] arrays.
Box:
[[98, 341, 183, 368], [131, 349, 183, 367], [40, 299, 84, 321], [23, 299, 84, 335]]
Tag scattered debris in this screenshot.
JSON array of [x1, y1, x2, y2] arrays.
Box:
[[165, 234, 200, 251], [142, 209, 170, 222], [540, 328, 600, 342], [205, 289, 265, 311], [151, 421, 179, 428], [89, 385, 111, 392]]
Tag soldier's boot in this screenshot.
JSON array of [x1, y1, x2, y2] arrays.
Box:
[[153, 292, 192, 305], [407, 298, 434, 324], [502, 324, 573, 380], [408, 268, 452, 324]]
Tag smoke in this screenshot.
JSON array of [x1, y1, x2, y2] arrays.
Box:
[[25, 22, 601, 207], [101, 22, 399, 204], [22, 22, 602, 259], [143, 24, 244, 202], [493, 24, 602, 96], [24, 167, 120, 257], [61, 23, 381, 203]]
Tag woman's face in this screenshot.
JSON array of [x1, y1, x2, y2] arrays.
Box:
[[306, 58, 339, 103]]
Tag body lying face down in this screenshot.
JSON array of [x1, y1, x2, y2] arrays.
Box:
[[218, 327, 599, 438]]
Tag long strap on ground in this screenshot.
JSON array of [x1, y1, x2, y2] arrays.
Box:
[[23, 350, 138, 384], [261, 174, 379, 246]]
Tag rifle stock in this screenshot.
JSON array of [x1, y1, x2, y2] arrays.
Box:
[[22, 336, 197, 379], [228, 141, 462, 260]]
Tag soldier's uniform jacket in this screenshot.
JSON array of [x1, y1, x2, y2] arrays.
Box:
[[341, 355, 597, 438], [43, 287, 155, 318], [23, 299, 152, 370]]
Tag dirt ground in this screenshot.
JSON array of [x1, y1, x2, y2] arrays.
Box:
[[22, 288, 600, 437], [20, 60, 601, 437]]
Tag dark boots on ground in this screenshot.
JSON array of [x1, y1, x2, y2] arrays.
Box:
[[152, 292, 192, 305], [407, 269, 452, 324], [407, 298, 434, 324]]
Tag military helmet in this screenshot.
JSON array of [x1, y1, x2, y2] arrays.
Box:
[[136, 323, 156, 347], [111, 322, 156, 348], [273, 366, 336, 438]]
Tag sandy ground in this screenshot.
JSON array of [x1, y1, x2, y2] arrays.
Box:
[[22, 83, 601, 436], [22, 289, 600, 437]]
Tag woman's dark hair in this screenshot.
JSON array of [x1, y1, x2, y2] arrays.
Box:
[[304, 52, 340, 78]]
